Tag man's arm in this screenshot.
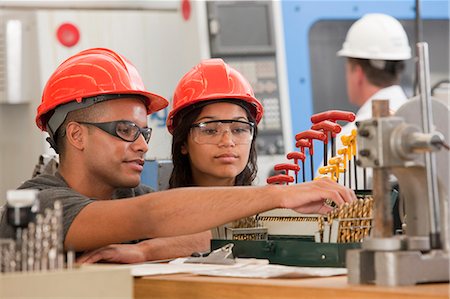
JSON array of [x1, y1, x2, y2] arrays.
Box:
[[66, 178, 356, 251], [77, 231, 211, 264]]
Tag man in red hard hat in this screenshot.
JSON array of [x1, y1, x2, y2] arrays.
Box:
[[0, 48, 356, 263]]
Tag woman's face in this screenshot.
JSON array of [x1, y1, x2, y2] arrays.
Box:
[[182, 102, 253, 187]]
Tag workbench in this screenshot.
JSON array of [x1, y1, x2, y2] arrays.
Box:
[[134, 274, 449, 299]]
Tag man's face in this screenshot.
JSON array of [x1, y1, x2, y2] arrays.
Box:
[[83, 98, 149, 190]]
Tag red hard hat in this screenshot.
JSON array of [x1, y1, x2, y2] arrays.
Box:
[[36, 48, 169, 131], [166, 58, 264, 134]]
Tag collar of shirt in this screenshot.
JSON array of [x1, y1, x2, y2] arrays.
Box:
[[356, 85, 408, 121]]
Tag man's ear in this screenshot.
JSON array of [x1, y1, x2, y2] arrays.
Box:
[[65, 122, 85, 150], [355, 64, 365, 86]]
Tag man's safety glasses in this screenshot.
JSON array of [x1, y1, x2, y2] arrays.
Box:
[[78, 120, 152, 143], [190, 120, 255, 145]]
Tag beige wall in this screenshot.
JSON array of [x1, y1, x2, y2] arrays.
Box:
[[0, 2, 209, 205]]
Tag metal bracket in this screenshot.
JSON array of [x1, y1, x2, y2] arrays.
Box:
[[184, 243, 236, 265]]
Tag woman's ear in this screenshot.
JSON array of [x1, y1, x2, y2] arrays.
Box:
[[181, 142, 188, 155], [65, 122, 85, 150]]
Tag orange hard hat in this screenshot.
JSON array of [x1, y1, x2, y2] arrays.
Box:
[[166, 58, 264, 134], [36, 48, 168, 132]]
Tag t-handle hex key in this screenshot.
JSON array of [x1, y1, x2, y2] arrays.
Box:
[[295, 130, 327, 180]]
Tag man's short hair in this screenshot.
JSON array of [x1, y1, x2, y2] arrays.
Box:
[[348, 58, 405, 87], [54, 104, 102, 157]]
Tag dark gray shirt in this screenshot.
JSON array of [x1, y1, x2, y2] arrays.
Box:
[[0, 172, 153, 241]]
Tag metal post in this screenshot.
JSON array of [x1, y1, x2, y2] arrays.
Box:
[[372, 100, 393, 238], [417, 42, 442, 249]]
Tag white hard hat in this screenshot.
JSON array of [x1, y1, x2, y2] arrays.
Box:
[[337, 13, 411, 60]]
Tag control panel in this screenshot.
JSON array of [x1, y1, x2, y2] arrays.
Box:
[[207, 1, 285, 156]]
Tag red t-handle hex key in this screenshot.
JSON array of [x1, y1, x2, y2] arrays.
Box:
[[295, 130, 326, 180], [266, 174, 295, 185], [295, 139, 311, 182], [286, 152, 306, 183], [311, 120, 342, 167], [310, 110, 356, 124], [274, 163, 301, 184], [311, 110, 355, 157]]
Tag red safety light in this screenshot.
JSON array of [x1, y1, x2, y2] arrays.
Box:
[[56, 23, 80, 47]]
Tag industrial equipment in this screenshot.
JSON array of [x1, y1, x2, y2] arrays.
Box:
[[347, 42, 449, 286]]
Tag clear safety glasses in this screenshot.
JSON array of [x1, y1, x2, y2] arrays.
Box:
[[78, 120, 152, 143], [190, 120, 255, 145]]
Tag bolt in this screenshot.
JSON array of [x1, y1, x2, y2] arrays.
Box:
[[356, 159, 362, 167], [374, 159, 380, 166], [358, 129, 370, 137], [372, 120, 378, 127], [359, 149, 371, 157]]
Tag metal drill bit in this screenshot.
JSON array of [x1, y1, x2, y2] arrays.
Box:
[[21, 228, 28, 271], [34, 214, 43, 271], [27, 222, 35, 272], [67, 250, 75, 269], [54, 201, 65, 269]]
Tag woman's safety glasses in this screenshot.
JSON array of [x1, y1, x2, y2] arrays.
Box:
[[78, 120, 152, 143], [190, 120, 254, 145]]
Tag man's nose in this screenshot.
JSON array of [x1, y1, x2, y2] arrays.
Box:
[[132, 133, 149, 153]]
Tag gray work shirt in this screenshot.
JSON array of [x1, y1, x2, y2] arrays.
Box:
[[0, 172, 153, 242]]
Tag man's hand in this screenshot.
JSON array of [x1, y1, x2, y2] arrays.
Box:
[[279, 177, 356, 214], [77, 243, 147, 264]]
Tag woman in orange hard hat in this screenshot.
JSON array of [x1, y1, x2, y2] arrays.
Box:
[[167, 58, 263, 189], [166, 58, 264, 240]]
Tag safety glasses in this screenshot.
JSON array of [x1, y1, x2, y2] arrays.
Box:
[[190, 119, 254, 145], [78, 120, 152, 143]]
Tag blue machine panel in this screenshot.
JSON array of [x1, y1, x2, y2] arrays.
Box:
[[281, 0, 449, 180]]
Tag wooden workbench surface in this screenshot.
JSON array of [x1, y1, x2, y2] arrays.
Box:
[[134, 274, 449, 299]]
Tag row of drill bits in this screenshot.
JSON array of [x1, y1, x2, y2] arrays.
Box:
[[0, 201, 74, 273], [317, 196, 373, 243]]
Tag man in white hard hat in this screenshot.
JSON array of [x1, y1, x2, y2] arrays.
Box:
[[335, 13, 411, 189]]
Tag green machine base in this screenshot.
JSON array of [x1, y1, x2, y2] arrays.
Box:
[[211, 236, 361, 268]]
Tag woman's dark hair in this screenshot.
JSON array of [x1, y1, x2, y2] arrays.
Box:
[[169, 99, 258, 188]]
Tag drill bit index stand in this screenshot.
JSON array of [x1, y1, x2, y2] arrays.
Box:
[[347, 43, 449, 286]]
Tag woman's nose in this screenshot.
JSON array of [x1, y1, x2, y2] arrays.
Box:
[[218, 129, 235, 147]]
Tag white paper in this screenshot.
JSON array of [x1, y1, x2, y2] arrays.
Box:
[[192, 264, 347, 279], [131, 262, 232, 277], [129, 258, 347, 279]]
